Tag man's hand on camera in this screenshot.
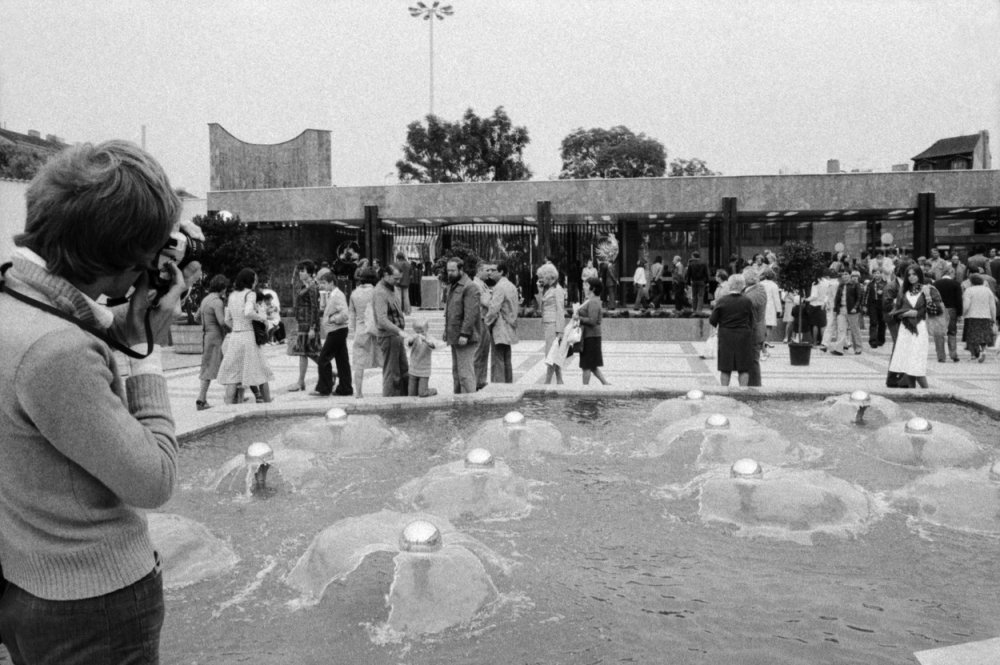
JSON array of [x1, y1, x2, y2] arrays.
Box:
[[124, 262, 185, 348]]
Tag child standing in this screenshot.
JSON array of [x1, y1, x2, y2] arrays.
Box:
[[406, 320, 439, 397]]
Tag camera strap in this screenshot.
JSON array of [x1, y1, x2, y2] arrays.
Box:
[[0, 262, 154, 359]]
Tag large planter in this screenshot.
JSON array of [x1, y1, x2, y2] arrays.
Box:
[[788, 341, 812, 366], [170, 324, 203, 355]]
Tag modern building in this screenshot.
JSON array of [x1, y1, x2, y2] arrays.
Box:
[[912, 131, 991, 171], [206, 124, 1000, 305]]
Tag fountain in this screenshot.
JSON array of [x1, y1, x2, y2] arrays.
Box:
[[868, 416, 986, 468], [208, 441, 324, 497], [284, 510, 511, 637], [662, 459, 885, 545], [648, 389, 754, 423], [395, 448, 534, 521], [650, 413, 822, 467], [461, 411, 566, 458]]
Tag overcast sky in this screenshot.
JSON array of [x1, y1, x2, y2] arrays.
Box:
[[2, 0, 997, 195]]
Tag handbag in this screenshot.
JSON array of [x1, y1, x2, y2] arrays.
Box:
[[244, 293, 268, 345]]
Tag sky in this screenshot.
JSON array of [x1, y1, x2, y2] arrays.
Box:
[[2, 0, 998, 196]]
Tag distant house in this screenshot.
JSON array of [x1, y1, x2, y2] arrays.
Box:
[[0, 128, 69, 155], [911, 131, 991, 171]]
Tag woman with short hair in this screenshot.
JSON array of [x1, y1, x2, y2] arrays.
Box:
[[536, 262, 566, 385], [962, 273, 997, 363], [217, 268, 274, 403], [195, 274, 229, 409], [709, 274, 756, 387], [574, 276, 611, 385]]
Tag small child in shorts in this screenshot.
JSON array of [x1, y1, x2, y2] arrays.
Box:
[[406, 319, 439, 397]]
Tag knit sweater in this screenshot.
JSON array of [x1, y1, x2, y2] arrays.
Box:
[[0, 257, 178, 600]]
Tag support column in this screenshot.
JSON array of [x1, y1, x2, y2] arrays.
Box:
[[914, 192, 935, 258], [720, 197, 738, 271], [363, 205, 382, 266], [536, 201, 552, 268]]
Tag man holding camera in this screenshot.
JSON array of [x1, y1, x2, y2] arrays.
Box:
[[0, 141, 188, 663]]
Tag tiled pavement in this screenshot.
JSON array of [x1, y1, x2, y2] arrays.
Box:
[[166, 310, 1000, 440]]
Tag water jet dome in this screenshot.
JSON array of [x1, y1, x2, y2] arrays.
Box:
[[731, 458, 763, 479], [245, 442, 273, 465], [400, 520, 443, 553], [705, 414, 730, 430], [905, 417, 932, 434], [325, 407, 349, 428], [465, 448, 495, 469], [685, 389, 706, 401], [849, 390, 871, 406], [503, 411, 526, 428]]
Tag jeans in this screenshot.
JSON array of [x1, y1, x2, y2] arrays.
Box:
[[377, 335, 409, 396], [451, 344, 477, 394], [933, 308, 960, 361], [407, 375, 435, 397], [491, 343, 513, 383], [0, 559, 164, 665], [315, 328, 352, 395]]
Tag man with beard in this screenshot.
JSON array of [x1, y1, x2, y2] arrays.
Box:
[[443, 258, 482, 394], [472, 260, 494, 390]]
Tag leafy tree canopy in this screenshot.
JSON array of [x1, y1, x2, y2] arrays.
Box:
[[190, 212, 271, 284], [558, 126, 666, 179], [668, 157, 719, 177], [0, 143, 48, 180], [396, 106, 532, 183]]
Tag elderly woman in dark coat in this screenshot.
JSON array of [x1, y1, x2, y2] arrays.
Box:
[[709, 273, 756, 387]]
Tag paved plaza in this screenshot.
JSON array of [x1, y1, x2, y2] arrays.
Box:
[[167, 310, 1000, 440]]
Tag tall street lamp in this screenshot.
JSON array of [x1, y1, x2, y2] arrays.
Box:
[[408, 1, 453, 117]]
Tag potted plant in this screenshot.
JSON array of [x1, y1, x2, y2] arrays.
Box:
[[776, 240, 827, 366]]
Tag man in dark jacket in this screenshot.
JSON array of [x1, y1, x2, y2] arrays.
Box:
[[443, 259, 482, 394], [864, 270, 887, 349], [687, 252, 710, 314], [932, 266, 962, 362], [829, 270, 865, 355]]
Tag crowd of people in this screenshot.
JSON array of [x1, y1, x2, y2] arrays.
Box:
[[195, 243, 1000, 403], [698, 244, 999, 389]]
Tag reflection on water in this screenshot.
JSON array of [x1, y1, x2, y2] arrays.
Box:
[[158, 398, 1000, 663]]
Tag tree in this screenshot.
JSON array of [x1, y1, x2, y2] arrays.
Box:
[[0, 143, 48, 180], [668, 157, 719, 177], [558, 126, 666, 179], [190, 212, 271, 284], [396, 107, 532, 183], [776, 241, 826, 338]]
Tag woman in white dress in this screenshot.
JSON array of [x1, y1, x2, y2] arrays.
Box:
[[888, 264, 931, 388], [217, 268, 274, 403]]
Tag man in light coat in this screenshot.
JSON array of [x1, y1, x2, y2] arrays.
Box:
[[484, 261, 519, 383], [472, 260, 494, 390], [443, 259, 482, 394]]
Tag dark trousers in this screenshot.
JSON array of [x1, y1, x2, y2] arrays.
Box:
[[691, 281, 707, 312], [868, 310, 886, 347], [747, 342, 763, 387], [377, 335, 409, 396], [0, 562, 164, 665], [316, 328, 352, 395], [474, 328, 491, 388], [491, 343, 513, 383], [672, 282, 688, 310]]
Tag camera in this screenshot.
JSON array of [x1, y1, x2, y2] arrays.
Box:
[[150, 225, 203, 301]]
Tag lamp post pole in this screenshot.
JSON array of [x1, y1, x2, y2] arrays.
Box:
[[409, 1, 453, 117]]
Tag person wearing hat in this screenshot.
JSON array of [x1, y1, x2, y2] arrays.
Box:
[[829, 270, 865, 355]]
